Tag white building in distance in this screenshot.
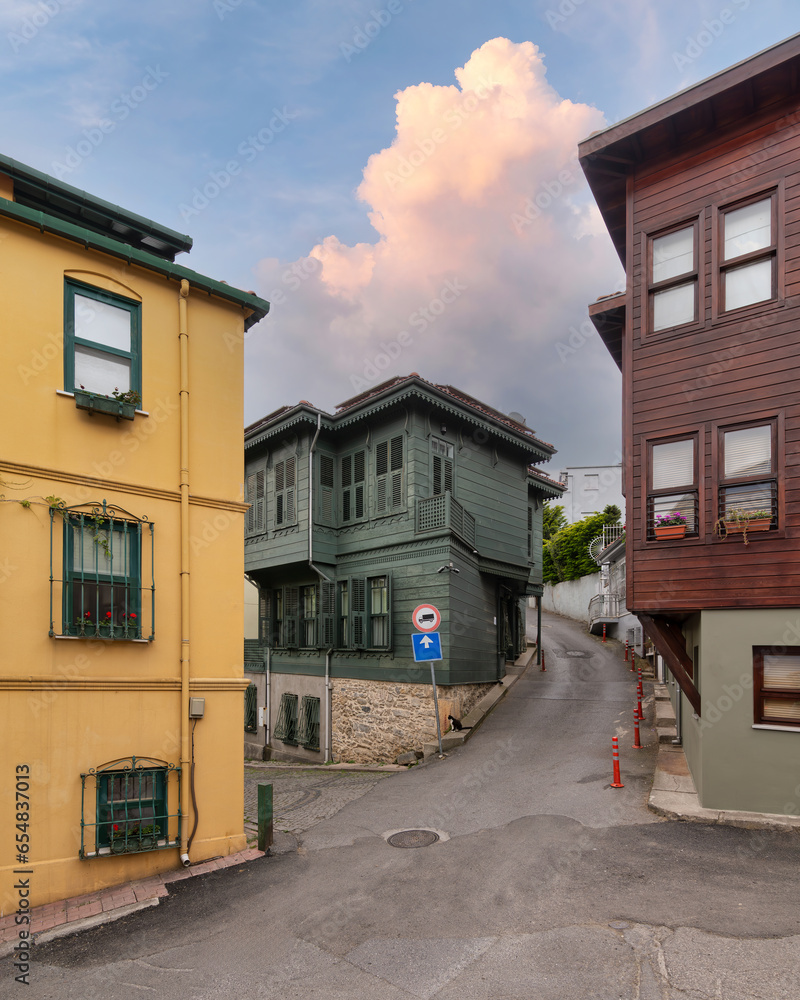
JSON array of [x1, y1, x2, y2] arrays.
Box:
[[556, 465, 624, 524]]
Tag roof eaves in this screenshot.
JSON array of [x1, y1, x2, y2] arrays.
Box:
[[0, 197, 269, 328]]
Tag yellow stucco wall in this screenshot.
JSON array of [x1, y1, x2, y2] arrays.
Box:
[[1, 211, 251, 909]]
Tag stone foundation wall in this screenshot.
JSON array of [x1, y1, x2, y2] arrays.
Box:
[[331, 678, 496, 763]]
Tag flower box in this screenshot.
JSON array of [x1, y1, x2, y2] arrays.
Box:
[[654, 524, 686, 540], [724, 517, 772, 534], [74, 390, 135, 421]]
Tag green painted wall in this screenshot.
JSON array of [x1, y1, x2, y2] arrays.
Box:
[[678, 608, 800, 814]]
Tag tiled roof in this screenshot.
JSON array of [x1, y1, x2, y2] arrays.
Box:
[[335, 373, 555, 450]]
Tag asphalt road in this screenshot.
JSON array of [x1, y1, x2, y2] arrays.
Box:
[[10, 611, 800, 999]]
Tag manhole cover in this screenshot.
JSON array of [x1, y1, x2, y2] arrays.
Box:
[[564, 650, 589, 657], [387, 829, 440, 849]]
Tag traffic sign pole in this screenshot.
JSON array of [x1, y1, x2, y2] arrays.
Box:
[[430, 663, 444, 757]]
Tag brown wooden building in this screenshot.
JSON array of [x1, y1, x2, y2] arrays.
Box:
[[580, 34, 800, 814]]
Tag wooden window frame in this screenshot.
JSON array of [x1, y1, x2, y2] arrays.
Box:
[[646, 218, 701, 336], [753, 646, 800, 728], [714, 417, 780, 534], [64, 279, 141, 397], [431, 436, 455, 496], [645, 433, 701, 541], [714, 189, 780, 319], [300, 583, 318, 648]]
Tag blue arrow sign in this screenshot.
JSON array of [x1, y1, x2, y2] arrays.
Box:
[[412, 631, 442, 662]]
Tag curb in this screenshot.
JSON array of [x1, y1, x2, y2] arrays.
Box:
[[0, 846, 266, 956], [647, 683, 800, 833]]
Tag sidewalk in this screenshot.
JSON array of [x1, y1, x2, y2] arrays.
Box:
[[648, 682, 800, 833], [0, 847, 264, 957]]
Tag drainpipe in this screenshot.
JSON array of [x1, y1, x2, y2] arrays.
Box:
[[178, 279, 192, 867], [308, 412, 334, 762], [264, 647, 271, 749]]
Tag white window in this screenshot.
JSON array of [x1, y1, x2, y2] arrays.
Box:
[[721, 196, 776, 312], [650, 224, 697, 332]]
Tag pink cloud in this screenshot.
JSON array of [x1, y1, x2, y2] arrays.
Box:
[[249, 38, 623, 461]]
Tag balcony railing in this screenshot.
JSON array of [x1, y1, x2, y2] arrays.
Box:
[[589, 593, 621, 622], [416, 493, 476, 548]]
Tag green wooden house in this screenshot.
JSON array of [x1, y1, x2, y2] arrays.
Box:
[[243, 374, 563, 762]]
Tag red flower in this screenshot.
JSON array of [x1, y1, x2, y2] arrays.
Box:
[[105, 612, 112, 619], [113, 825, 119, 831], [84, 611, 91, 618], [129, 613, 137, 619]]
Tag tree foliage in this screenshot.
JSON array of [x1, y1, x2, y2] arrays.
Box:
[[543, 504, 622, 584], [542, 502, 567, 541]]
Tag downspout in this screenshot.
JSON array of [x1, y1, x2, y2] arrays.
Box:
[[264, 647, 271, 748], [178, 279, 192, 867], [308, 412, 334, 763]]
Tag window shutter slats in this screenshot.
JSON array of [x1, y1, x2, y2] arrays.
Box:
[[724, 425, 772, 479], [376, 441, 388, 476], [284, 586, 299, 648], [258, 588, 273, 647], [320, 581, 336, 648], [652, 439, 694, 490], [351, 577, 366, 649], [390, 435, 403, 471]]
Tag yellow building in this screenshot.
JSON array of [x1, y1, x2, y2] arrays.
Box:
[[0, 154, 269, 908]]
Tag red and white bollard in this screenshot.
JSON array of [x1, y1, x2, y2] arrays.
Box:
[[611, 735, 624, 788], [602, 623, 607, 643], [624, 639, 629, 661], [632, 706, 643, 749]]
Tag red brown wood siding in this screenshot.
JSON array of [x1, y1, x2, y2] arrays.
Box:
[[627, 97, 800, 612]]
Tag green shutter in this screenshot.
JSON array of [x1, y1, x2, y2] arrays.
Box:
[[298, 695, 320, 751], [376, 437, 403, 513], [318, 454, 335, 525], [258, 588, 273, 647], [284, 586, 299, 648], [320, 580, 336, 648], [244, 682, 258, 733], [350, 577, 366, 649]]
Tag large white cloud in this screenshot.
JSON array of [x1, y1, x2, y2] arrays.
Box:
[[248, 37, 624, 466]]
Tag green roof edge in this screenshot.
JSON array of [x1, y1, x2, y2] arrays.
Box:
[[0, 152, 193, 253], [0, 196, 269, 329]]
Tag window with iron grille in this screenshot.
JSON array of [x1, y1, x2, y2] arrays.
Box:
[[244, 682, 258, 732], [52, 500, 154, 640], [80, 757, 179, 859], [646, 436, 699, 539], [717, 422, 777, 528], [274, 692, 298, 744], [341, 449, 366, 524], [375, 435, 404, 514], [432, 437, 454, 495], [64, 279, 142, 398], [245, 468, 266, 536], [274, 456, 296, 527], [298, 696, 321, 751], [754, 647, 800, 727]]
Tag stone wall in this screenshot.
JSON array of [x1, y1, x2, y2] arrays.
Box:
[[331, 678, 495, 763]]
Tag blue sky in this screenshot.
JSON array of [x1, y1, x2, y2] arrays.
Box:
[[3, 0, 798, 472]]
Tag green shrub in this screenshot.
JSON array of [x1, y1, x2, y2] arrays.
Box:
[[543, 504, 621, 584]]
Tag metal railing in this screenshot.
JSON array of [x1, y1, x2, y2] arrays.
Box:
[[588, 593, 621, 622], [416, 493, 476, 548]]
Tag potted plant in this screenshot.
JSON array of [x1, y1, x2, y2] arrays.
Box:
[[138, 824, 160, 849], [715, 508, 773, 545], [74, 385, 141, 421], [653, 510, 687, 539], [111, 824, 131, 853]]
